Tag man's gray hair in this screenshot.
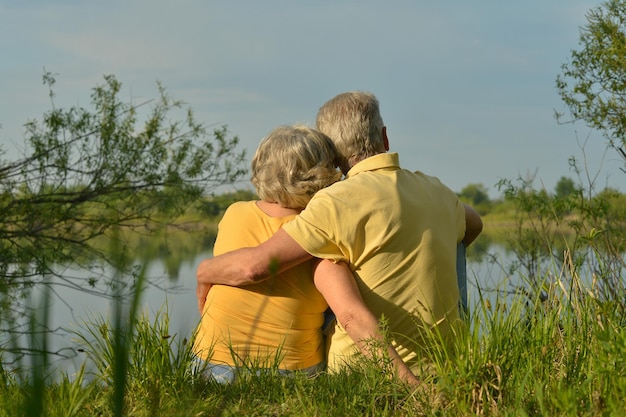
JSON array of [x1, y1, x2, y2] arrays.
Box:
[[316, 91, 386, 173]]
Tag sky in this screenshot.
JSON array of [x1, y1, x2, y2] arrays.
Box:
[[1, 0, 623, 199]]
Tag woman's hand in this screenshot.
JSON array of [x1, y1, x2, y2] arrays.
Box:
[[196, 282, 212, 314]]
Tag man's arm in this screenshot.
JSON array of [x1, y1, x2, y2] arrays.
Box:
[[313, 260, 421, 386], [196, 228, 312, 312], [462, 204, 483, 246]]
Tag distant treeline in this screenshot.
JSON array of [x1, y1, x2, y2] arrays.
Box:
[[198, 180, 626, 222]]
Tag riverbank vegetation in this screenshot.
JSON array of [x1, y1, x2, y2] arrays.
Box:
[[1, 159, 624, 415], [2, 1, 626, 412], [1, 224, 624, 415], [2, 127, 625, 417]]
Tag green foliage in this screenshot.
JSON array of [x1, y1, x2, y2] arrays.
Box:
[[196, 189, 257, 220], [0, 73, 247, 364], [73, 307, 198, 416], [554, 176, 577, 199], [556, 0, 626, 169], [45, 365, 95, 417], [444, 271, 626, 416], [496, 169, 625, 303], [1, 270, 626, 415], [458, 183, 492, 215], [0, 73, 246, 270]]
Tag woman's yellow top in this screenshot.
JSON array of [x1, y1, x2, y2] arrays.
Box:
[[193, 201, 328, 370]]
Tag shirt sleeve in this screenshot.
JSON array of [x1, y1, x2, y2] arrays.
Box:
[[425, 173, 466, 243], [282, 192, 348, 264]]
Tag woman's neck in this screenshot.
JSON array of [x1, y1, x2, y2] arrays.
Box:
[[256, 200, 301, 217]]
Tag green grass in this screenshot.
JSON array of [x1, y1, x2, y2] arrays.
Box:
[[2, 258, 625, 416]]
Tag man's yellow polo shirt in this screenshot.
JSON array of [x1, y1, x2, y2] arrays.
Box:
[[282, 153, 466, 372]]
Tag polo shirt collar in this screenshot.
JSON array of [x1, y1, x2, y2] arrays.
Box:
[[345, 152, 400, 178]]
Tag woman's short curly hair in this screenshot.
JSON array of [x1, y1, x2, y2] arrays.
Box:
[[251, 125, 342, 210]]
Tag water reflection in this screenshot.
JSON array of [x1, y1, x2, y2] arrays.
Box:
[[5, 229, 621, 379], [2, 227, 216, 378]]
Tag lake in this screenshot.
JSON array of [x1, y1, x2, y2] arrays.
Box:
[[1, 241, 542, 379]]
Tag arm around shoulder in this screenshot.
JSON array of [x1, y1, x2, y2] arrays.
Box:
[[196, 228, 312, 287], [196, 228, 312, 312]]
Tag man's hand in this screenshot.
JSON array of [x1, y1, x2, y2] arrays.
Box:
[[463, 204, 483, 246]]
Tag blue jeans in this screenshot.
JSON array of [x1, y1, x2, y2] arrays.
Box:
[[457, 242, 468, 317], [193, 357, 326, 384]]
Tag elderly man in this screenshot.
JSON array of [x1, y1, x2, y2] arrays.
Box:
[[197, 91, 482, 376]]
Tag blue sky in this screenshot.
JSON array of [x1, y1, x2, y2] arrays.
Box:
[[1, 0, 623, 198]]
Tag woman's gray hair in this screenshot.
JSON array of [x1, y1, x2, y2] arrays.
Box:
[[251, 125, 341, 209]]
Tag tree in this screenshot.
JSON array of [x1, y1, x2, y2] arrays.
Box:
[[458, 183, 491, 215], [197, 189, 257, 220], [556, 0, 626, 172], [0, 74, 247, 361], [554, 176, 577, 199]]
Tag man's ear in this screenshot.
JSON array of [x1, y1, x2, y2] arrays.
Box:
[[382, 126, 389, 151]]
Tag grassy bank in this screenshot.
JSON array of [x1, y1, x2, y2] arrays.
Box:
[[1, 254, 624, 416], [2, 188, 625, 416]]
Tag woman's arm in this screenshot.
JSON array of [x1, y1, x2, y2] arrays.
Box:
[[313, 259, 421, 386]]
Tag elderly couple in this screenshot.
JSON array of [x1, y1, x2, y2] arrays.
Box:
[[193, 91, 483, 387]]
